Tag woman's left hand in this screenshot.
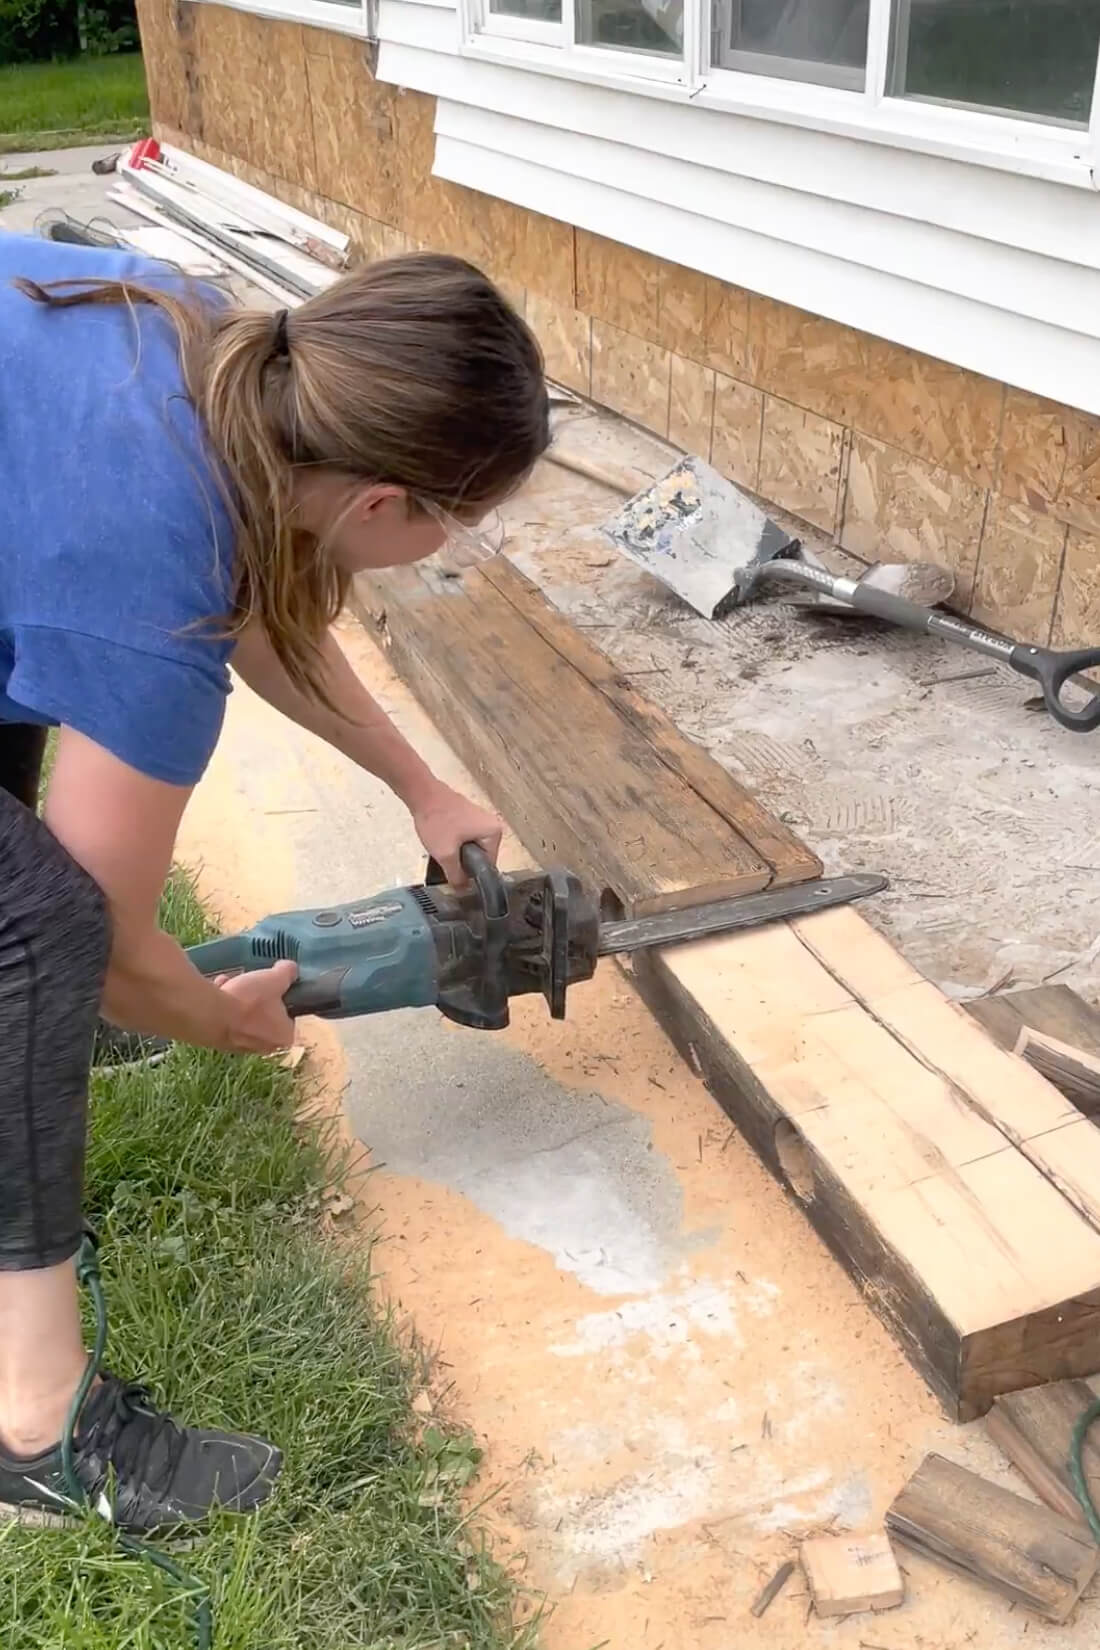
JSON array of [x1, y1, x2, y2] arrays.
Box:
[[410, 781, 503, 886]]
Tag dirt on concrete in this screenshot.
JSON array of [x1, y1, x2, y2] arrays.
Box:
[[181, 622, 1100, 1650], [524, 408, 1100, 1008]]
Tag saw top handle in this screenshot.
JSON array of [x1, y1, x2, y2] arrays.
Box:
[[426, 842, 512, 1030]]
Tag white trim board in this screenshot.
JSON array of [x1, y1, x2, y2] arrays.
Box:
[[378, 30, 1100, 269], [433, 129, 1100, 416], [435, 101, 1100, 340], [195, 0, 370, 32]]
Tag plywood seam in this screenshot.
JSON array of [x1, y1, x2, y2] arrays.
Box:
[[790, 921, 1100, 1238]]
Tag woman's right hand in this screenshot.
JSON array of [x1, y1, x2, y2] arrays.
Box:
[[218, 960, 298, 1054]]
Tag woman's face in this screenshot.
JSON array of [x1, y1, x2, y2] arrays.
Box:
[[291, 471, 498, 580], [293, 474, 449, 573]]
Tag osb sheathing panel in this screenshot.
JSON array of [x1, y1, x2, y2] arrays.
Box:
[[138, 3, 1100, 652]]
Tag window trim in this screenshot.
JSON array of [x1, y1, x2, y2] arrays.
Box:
[[196, 0, 370, 36], [456, 0, 1100, 188]]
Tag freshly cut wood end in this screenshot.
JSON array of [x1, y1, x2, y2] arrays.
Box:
[[800, 1531, 904, 1618]]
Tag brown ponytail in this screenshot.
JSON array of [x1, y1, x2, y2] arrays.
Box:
[[15, 254, 550, 703]]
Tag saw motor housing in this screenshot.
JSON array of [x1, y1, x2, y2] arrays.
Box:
[[186, 845, 601, 1029]]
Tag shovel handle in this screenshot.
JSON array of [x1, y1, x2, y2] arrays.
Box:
[[1009, 644, 1100, 732]]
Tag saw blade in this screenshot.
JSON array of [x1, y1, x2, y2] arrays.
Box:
[[596, 873, 887, 957]]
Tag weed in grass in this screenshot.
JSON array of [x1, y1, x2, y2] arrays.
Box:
[[0, 166, 56, 180], [0, 869, 539, 1649], [0, 187, 20, 209]]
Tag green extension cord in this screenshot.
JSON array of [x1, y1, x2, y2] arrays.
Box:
[[1071, 1395, 1100, 1543], [62, 1235, 214, 1650]]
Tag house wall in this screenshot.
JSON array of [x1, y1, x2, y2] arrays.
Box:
[[136, 1, 1100, 650]]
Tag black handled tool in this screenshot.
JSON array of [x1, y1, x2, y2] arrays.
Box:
[[759, 562, 1100, 733], [606, 456, 1100, 732]]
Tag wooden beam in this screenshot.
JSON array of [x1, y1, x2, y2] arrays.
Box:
[[986, 1379, 1100, 1526], [354, 555, 1100, 1418], [354, 558, 820, 914], [631, 918, 1100, 1419], [886, 1454, 1098, 1622]]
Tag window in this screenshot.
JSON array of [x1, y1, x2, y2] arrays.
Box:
[[888, 0, 1100, 128], [713, 0, 869, 90], [463, 0, 1100, 173]]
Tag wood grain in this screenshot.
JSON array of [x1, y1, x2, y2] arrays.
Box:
[[633, 916, 1100, 1420], [886, 1453, 1098, 1622], [986, 1379, 1100, 1525], [481, 559, 822, 888], [354, 558, 818, 914]]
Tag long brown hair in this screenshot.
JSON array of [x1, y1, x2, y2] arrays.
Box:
[[15, 254, 549, 702]]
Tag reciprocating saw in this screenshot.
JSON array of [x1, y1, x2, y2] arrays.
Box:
[[186, 844, 886, 1031]]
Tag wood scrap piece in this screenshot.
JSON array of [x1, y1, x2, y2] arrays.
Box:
[[353, 559, 817, 914], [885, 1453, 1098, 1622], [1014, 1028, 1100, 1114], [986, 1378, 1100, 1525], [749, 1558, 795, 1618], [966, 983, 1100, 1056], [800, 1531, 903, 1617]]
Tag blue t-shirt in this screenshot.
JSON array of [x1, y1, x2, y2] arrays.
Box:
[[0, 232, 235, 785]]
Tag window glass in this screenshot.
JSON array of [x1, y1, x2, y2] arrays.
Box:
[[889, 0, 1100, 127], [490, 0, 562, 18], [577, 0, 683, 55], [715, 0, 869, 88]]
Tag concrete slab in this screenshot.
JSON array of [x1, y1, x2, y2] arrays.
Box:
[[0, 144, 144, 237]]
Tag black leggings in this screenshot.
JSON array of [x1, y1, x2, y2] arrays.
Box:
[[0, 725, 109, 1270]]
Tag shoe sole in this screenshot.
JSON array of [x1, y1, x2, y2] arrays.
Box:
[[0, 1500, 205, 1545]]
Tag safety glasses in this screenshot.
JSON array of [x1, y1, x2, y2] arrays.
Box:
[[419, 498, 507, 563]]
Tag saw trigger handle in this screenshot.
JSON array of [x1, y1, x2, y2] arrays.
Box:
[[427, 841, 512, 1031]]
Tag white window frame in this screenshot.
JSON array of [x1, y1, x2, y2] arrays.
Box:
[[197, 0, 371, 37], [456, 0, 1100, 188], [465, 0, 698, 86]]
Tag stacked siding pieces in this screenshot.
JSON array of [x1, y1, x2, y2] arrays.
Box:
[[355, 553, 1100, 1419]]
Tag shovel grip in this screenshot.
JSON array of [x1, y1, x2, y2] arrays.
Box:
[[1009, 644, 1100, 732]]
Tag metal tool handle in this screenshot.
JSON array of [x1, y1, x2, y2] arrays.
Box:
[[761, 561, 1100, 733], [1007, 644, 1100, 732]]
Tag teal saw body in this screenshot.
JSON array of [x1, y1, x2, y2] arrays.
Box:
[[187, 887, 439, 1022], [186, 845, 887, 1032]]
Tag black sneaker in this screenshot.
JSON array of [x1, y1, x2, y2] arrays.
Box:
[[0, 1374, 281, 1533], [92, 1022, 171, 1074]]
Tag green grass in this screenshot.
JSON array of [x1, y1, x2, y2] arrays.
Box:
[[0, 871, 537, 1650], [0, 53, 149, 153]]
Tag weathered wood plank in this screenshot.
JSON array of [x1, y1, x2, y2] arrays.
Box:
[[354, 558, 803, 915], [886, 1453, 1098, 1622], [986, 1379, 1100, 1525], [479, 558, 821, 888]]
